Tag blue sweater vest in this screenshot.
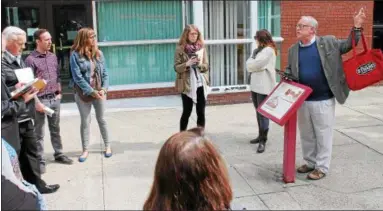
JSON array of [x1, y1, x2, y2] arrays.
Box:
[[298, 41, 334, 101]]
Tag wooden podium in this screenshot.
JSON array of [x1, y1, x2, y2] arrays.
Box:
[[257, 79, 312, 183]]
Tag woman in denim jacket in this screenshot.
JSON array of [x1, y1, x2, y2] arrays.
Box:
[[69, 28, 111, 162]]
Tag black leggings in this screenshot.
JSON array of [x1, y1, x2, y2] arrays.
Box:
[[180, 87, 206, 131]]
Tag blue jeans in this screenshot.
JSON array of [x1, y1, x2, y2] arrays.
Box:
[[251, 92, 270, 131]]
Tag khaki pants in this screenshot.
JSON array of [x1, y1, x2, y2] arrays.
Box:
[[298, 98, 336, 174]]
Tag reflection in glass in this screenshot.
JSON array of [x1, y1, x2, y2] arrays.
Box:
[[4, 7, 40, 55]]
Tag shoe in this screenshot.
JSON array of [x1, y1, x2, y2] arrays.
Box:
[[55, 155, 73, 165], [297, 164, 315, 173], [307, 169, 326, 180], [257, 139, 266, 153], [104, 148, 112, 158], [78, 151, 89, 162], [38, 184, 60, 194]]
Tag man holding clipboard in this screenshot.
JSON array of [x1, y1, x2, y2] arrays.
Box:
[[1, 26, 60, 194], [284, 8, 366, 180]]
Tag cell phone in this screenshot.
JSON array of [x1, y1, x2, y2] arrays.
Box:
[[189, 53, 197, 59]]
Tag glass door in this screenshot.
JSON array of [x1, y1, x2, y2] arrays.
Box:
[[52, 4, 87, 102]]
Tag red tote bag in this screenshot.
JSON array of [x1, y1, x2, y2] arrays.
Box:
[[342, 31, 383, 91]]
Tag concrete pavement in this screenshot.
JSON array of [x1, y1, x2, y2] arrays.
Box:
[[41, 86, 383, 210]]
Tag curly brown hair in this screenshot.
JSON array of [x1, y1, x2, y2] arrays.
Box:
[[143, 127, 233, 211], [177, 24, 205, 47]]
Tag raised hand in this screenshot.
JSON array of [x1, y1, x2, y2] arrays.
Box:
[[354, 7, 366, 28]]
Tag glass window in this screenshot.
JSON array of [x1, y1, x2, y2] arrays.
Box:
[[203, 0, 251, 86], [96, 1, 183, 42], [96, 1, 185, 85], [101, 43, 177, 85], [206, 44, 252, 86], [258, 0, 281, 71], [258, 0, 281, 36], [203, 1, 251, 40]]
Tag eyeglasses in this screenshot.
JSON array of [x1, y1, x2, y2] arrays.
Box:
[[189, 32, 198, 36], [90, 35, 97, 39], [296, 24, 311, 29]]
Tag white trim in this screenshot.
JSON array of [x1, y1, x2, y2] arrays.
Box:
[[92, 1, 98, 33], [182, 0, 186, 27], [108, 82, 251, 95], [97, 37, 284, 47], [206, 37, 283, 45], [108, 82, 174, 91], [250, 0, 258, 51], [192, 1, 204, 35], [98, 39, 179, 47], [209, 85, 251, 94]]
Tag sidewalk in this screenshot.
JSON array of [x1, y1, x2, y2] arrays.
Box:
[[41, 87, 383, 210]]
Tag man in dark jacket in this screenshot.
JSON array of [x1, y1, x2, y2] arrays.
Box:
[[1, 79, 37, 152], [2, 26, 60, 194]]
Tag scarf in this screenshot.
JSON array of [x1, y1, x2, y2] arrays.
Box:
[[184, 42, 202, 55], [184, 42, 208, 103]]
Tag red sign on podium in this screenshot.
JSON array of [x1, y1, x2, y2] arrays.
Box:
[[257, 79, 312, 183]]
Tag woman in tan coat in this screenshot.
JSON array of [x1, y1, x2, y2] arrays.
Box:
[[174, 24, 209, 131]]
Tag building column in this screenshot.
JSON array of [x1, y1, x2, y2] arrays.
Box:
[[192, 1, 204, 35]]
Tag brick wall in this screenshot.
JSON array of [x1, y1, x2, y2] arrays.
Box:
[[280, 1, 375, 70], [108, 88, 253, 105]]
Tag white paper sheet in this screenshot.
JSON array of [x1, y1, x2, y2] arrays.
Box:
[[14, 68, 35, 83], [195, 49, 204, 65]]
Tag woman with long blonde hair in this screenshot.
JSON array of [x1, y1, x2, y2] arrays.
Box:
[[69, 28, 111, 162], [174, 24, 209, 132]]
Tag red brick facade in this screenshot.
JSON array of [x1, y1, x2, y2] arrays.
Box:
[[107, 87, 252, 105], [109, 1, 378, 104]]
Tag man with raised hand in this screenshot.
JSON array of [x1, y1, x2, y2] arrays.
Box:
[[284, 8, 366, 180]]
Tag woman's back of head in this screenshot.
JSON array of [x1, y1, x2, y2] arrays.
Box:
[[144, 128, 232, 211]]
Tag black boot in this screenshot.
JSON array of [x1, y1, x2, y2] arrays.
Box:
[[256, 129, 269, 153], [250, 129, 262, 144]]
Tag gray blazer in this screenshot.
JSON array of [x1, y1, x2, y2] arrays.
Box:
[[284, 28, 361, 104]]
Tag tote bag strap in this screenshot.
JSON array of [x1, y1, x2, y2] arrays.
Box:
[[351, 30, 368, 58]]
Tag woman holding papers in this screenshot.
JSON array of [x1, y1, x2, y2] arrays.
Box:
[[69, 28, 111, 162], [174, 24, 209, 132], [246, 29, 277, 153]]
